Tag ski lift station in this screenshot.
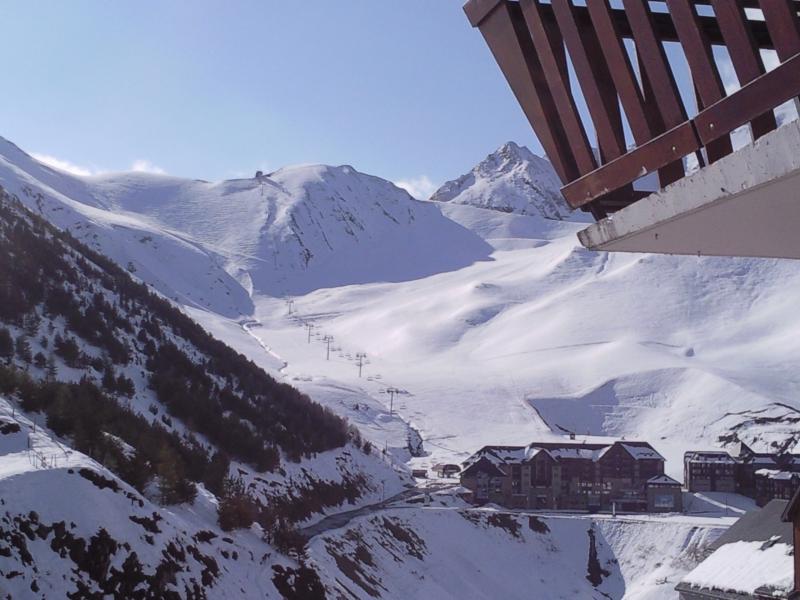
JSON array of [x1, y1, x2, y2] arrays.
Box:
[[465, 0, 800, 259]]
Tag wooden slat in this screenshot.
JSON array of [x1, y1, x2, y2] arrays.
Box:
[[520, 0, 597, 175], [585, 0, 654, 143], [466, 1, 781, 47], [759, 0, 800, 61], [562, 121, 701, 208], [711, 0, 776, 139], [666, 0, 733, 162], [639, 52, 687, 188], [535, 3, 775, 50], [551, 0, 626, 162], [463, 0, 504, 27], [585, 0, 687, 188], [694, 51, 800, 145], [471, 1, 580, 183], [623, 0, 687, 128]]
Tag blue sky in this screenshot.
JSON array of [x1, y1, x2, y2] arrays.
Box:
[[0, 1, 544, 197]]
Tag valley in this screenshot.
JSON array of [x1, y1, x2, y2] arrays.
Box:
[[1, 136, 797, 598]]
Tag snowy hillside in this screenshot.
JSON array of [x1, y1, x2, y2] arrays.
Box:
[[0, 138, 253, 318], [430, 141, 580, 220], [307, 505, 726, 600], [226, 201, 800, 483], [0, 395, 283, 598], [0, 191, 416, 597], [0, 136, 489, 303], [6, 132, 798, 478], [4, 131, 800, 597]]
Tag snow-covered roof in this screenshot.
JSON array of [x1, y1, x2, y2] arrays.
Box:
[[755, 469, 798, 481], [462, 440, 664, 470], [545, 447, 600, 461], [620, 443, 663, 461], [678, 539, 793, 597], [647, 475, 680, 486], [685, 450, 737, 463], [749, 455, 779, 465]]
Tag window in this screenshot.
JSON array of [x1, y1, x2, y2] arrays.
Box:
[[511, 465, 522, 492], [654, 493, 674, 509]]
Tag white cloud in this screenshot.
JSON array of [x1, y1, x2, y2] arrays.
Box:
[[130, 159, 166, 175], [32, 153, 168, 177], [394, 175, 438, 200], [31, 153, 94, 177]]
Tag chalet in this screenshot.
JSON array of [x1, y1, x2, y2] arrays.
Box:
[[460, 440, 678, 513], [685, 445, 800, 506], [676, 499, 795, 599], [756, 470, 800, 507], [684, 451, 737, 493], [432, 463, 460, 478]]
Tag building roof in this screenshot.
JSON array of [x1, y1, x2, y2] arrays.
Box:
[[460, 455, 507, 478], [747, 455, 779, 466], [710, 499, 791, 550], [684, 450, 737, 464], [677, 539, 793, 599], [678, 500, 794, 599], [647, 474, 681, 487], [755, 469, 799, 481], [432, 463, 459, 470], [620, 443, 664, 461], [462, 440, 664, 471]]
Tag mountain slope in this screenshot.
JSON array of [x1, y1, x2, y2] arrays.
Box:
[[307, 505, 725, 600], [430, 141, 579, 220], [0, 138, 253, 318], [0, 189, 409, 597], [89, 163, 491, 296], [227, 200, 800, 482], [0, 138, 492, 301]]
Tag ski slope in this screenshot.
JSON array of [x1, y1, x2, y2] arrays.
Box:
[[4, 134, 800, 479], [4, 133, 796, 597]]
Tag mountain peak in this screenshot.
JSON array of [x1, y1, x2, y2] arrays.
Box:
[[430, 142, 573, 220], [497, 140, 533, 160]]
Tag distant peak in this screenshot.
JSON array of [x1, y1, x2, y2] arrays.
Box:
[[490, 141, 539, 165], [429, 141, 572, 219]]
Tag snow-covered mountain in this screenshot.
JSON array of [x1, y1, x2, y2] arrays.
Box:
[[0, 137, 254, 319], [0, 192, 407, 598], [0, 138, 490, 300], [430, 141, 579, 220], [97, 163, 491, 296], [4, 131, 800, 598]]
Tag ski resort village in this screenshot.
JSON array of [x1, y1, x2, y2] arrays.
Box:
[[3, 1, 800, 599]]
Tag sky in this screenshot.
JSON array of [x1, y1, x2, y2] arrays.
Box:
[[0, 1, 544, 198]]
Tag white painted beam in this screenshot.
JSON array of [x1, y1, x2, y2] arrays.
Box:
[[578, 119, 800, 259]]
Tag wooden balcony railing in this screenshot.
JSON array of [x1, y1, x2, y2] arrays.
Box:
[[465, 0, 800, 219]]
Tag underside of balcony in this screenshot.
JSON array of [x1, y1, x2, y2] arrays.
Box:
[[578, 118, 800, 258]]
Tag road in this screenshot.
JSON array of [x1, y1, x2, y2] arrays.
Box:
[[300, 486, 429, 540]]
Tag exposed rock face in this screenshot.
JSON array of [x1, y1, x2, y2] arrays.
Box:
[[430, 141, 571, 220]]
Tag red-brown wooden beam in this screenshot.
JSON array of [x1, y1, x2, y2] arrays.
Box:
[[551, 0, 627, 161], [561, 121, 700, 209], [465, 1, 778, 50], [520, 0, 597, 175], [711, 0, 776, 139], [666, 0, 733, 163], [760, 0, 800, 61], [694, 51, 800, 145], [585, 0, 654, 142], [584, 0, 686, 189], [464, 0, 580, 184]]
